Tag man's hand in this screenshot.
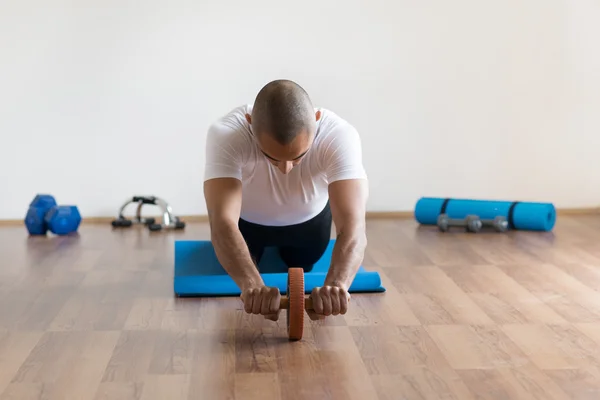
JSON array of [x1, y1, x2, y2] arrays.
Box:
[[240, 285, 282, 321], [307, 285, 351, 320]]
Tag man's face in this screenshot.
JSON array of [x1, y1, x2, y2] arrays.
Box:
[[256, 130, 313, 174]]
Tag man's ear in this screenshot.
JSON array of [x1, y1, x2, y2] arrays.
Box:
[[315, 110, 322, 122], [245, 113, 252, 124]]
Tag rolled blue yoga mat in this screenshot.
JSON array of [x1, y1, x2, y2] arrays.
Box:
[[174, 239, 385, 296], [414, 197, 556, 231]]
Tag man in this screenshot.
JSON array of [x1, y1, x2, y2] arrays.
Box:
[[203, 79, 368, 321]]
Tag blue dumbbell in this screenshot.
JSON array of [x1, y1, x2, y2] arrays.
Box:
[[24, 194, 81, 236]]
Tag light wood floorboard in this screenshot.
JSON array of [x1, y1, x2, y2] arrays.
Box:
[[1, 216, 600, 399]]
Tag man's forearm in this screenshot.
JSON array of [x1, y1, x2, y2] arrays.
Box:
[[211, 222, 263, 290], [325, 222, 367, 290]]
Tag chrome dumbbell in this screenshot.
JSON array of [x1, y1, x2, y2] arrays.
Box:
[[437, 214, 482, 232], [437, 214, 508, 233]]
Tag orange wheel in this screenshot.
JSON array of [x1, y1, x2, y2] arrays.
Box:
[[286, 268, 305, 341]]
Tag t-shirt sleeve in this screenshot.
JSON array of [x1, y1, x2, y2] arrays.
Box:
[[322, 124, 368, 183], [203, 121, 245, 182]]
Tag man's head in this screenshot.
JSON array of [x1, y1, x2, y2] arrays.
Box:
[[245, 80, 321, 174]]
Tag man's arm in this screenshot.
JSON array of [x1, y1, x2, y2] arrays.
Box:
[[203, 121, 281, 319], [326, 178, 369, 290], [204, 177, 263, 291], [308, 178, 368, 319]]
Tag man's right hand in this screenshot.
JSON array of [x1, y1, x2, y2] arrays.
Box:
[[240, 285, 282, 321]]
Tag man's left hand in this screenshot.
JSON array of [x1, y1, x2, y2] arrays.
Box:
[[307, 285, 351, 320]]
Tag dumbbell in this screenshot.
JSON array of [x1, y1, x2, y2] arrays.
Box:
[[437, 214, 482, 233], [279, 268, 314, 341], [25, 194, 82, 236], [481, 216, 509, 232]]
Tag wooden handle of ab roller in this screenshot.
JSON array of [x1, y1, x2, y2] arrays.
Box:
[[279, 296, 314, 310]]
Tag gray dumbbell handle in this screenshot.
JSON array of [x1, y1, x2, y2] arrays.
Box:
[[481, 216, 509, 231], [440, 216, 475, 226]]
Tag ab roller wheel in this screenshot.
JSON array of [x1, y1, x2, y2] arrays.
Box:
[[437, 213, 508, 233], [279, 268, 314, 341]]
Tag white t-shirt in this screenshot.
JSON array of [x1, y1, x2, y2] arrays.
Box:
[[204, 104, 367, 226]]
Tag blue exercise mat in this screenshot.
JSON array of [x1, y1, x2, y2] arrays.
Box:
[[414, 197, 556, 231], [174, 239, 385, 296]]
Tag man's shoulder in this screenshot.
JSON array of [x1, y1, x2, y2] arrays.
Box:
[[312, 108, 367, 182], [209, 104, 251, 132], [204, 105, 254, 177], [207, 104, 254, 145], [314, 108, 361, 146]]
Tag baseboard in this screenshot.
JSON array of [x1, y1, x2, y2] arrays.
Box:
[[2, 207, 598, 226], [556, 207, 600, 215], [79, 215, 210, 225], [81, 211, 414, 224], [0, 214, 210, 226], [366, 211, 414, 219]]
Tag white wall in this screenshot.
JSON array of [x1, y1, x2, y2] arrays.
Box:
[[1, 0, 598, 220]]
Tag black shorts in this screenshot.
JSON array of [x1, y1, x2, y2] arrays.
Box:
[[238, 202, 332, 273]]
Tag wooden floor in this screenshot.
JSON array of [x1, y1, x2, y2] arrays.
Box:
[[1, 215, 600, 399]]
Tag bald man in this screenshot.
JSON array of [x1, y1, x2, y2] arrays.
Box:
[[203, 80, 368, 321]]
